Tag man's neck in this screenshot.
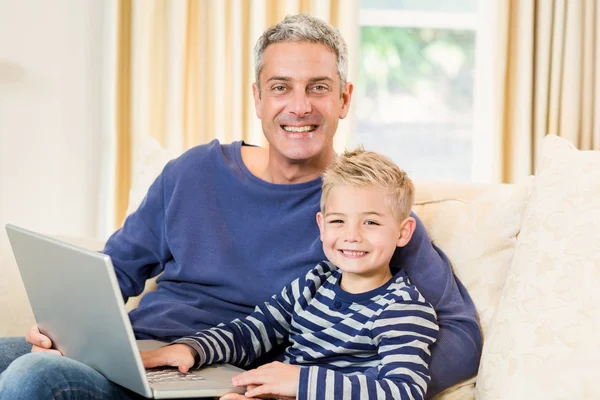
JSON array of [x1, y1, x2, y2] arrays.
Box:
[[241, 145, 335, 184]]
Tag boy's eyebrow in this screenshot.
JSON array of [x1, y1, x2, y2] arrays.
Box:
[[362, 211, 384, 217], [325, 211, 385, 217]]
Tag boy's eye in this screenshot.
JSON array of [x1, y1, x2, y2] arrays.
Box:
[[328, 219, 344, 224], [365, 220, 380, 226]]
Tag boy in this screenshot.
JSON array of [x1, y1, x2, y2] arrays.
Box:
[[142, 148, 439, 400]]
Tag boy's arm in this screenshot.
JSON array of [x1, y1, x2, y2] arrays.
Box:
[[172, 268, 311, 367], [392, 213, 482, 395], [296, 300, 438, 400], [103, 167, 171, 302]]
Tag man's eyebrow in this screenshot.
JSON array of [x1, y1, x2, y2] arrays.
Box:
[[266, 76, 291, 83], [265, 76, 334, 84], [308, 76, 334, 83]]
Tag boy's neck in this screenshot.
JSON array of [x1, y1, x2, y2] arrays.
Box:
[[339, 269, 393, 294]]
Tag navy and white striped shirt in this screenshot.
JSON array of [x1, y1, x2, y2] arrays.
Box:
[[176, 261, 438, 399]]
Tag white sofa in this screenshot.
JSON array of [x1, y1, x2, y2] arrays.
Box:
[[2, 134, 599, 399]]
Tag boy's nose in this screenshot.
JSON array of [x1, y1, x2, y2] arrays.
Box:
[[343, 226, 362, 242]]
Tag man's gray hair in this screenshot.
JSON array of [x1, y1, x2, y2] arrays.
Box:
[[253, 14, 348, 94]]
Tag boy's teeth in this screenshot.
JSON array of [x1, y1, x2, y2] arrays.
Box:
[[283, 125, 315, 132], [342, 250, 366, 256]]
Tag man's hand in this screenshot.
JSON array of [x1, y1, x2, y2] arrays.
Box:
[[26, 325, 62, 356], [141, 344, 197, 373], [229, 361, 300, 399]]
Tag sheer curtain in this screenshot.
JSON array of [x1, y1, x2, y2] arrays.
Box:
[[113, 0, 359, 228], [474, 0, 600, 183]]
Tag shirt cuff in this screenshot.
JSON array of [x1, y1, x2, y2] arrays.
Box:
[[171, 338, 207, 369]]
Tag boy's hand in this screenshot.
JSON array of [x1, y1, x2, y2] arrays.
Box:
[[141, 344, 197, 373], [229, 361, 300, 398]]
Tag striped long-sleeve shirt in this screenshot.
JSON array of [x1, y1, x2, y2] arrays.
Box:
[[175, 261, 439, 399]]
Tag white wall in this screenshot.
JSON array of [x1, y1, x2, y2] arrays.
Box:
[[0, 0, 111, 335]]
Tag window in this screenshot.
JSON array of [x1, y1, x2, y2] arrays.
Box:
[[355, 0, 479, 181]]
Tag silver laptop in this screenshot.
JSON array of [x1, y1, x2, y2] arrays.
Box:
[[5, 224, 246, 399]]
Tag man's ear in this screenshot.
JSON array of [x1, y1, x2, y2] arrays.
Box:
[[252, 83, 262, 119], [338, 82, 354, 120], [316, 212, 325, 241], [396, 216, 416, 247]]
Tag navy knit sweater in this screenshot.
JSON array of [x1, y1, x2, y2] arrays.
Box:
[[103, 140, 481, 395]]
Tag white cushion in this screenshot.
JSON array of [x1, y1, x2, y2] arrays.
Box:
[[127, 137, 180, 217], [476, 134, 600, 399], [413, 181, 531, 337]]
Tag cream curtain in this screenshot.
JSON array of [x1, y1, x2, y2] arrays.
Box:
[[114, 0, 359, 228], [473, 0, 600, 183]]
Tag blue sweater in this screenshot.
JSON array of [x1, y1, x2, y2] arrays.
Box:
[[103, 140, 481, 395], [176, 262, 439, 400]]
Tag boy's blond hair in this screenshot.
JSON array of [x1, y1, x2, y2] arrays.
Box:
[[321, 148, 414, 221]]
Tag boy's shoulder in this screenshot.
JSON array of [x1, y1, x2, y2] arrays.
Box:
[[386, 269, 433, 307], [304, 261, 338, 282]]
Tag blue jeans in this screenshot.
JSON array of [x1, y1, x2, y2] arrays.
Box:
[[0, 337, 142, 399], [0, 338, 215, 399]]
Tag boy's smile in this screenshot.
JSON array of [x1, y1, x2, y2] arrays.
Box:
[[317, 185, 412, 294]]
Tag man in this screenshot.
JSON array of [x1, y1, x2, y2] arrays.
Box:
[[0, 14, 481, 399]]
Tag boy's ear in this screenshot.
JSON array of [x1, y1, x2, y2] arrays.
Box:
[[396, 216, 416, 247], [316, 212, 325, 241]]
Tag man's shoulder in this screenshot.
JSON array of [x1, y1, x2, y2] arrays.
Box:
[[175, 139, 237, 165], [161, 139, 240, 178]]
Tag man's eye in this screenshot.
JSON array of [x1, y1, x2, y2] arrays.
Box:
[[271, 85, 286, 92], [312, 85, 328, 92]]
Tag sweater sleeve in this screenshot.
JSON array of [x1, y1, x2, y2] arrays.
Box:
[[297, 300, 438, 400], [391, 212, 482, 396], [173, 263, 329, 367], [103, 166, 171, 302]]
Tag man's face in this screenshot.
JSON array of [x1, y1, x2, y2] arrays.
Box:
[[253, 42, 353, 164]]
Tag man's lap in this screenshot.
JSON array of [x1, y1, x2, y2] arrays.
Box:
[[0, 338, 215, 400], [0, 337, 30, 373], [0, 340, 140, 400]]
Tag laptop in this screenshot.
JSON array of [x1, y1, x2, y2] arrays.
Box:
[[5, 224, 246, 399]]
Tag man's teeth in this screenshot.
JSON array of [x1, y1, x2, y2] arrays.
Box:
[[282, 125, 316, 133], [341, 250, 366, 256]]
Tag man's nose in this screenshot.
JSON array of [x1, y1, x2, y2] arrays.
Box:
[[290, 91, 312, 117]]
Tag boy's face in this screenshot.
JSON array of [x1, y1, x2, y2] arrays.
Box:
[[316, 185, 414, 284]]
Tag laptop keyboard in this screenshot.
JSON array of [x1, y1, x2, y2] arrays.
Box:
[[146, 369, 206, 383]]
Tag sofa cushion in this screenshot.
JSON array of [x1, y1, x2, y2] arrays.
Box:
[[413, 181, 531, 336], [476, 134, 600, 399]]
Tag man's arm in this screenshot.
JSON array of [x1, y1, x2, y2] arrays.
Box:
[[103, 167, 172, 302], [26, 164, 173, 353], [391, 212, 483, 396]]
